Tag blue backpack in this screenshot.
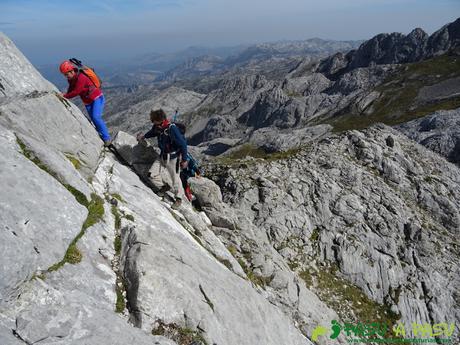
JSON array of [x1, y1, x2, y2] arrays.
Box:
[[183, 153, 202, 178]]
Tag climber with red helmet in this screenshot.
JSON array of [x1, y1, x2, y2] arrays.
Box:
[[59, 60, 111, 146]]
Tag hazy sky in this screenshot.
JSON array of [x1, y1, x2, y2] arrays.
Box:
[[1, 0, 459, 65]]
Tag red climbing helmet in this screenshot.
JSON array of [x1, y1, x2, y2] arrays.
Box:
[[59, 60, 75, 74]]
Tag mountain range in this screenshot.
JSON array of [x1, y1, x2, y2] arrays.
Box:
[[104, 18, 460, 162]]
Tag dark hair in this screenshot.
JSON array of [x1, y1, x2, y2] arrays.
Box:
[[150, 109, 167, 122]]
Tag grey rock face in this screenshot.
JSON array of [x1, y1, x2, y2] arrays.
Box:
[[238, 86, 300, 128], [325, 66, 393, 96], [247, 124, 332, 153], [110, 131, 351, 344], [0, 91, 102, 179], [0, 33, 55, 98], [395, 107, 460, 164], [187, 74, 274, 143], [428, 17, 460, 55], [111, 130, 158, 165], [0, 124, 87, 305], [192, 115, 239, 144], [197, 137, 241, 156], [0, 33, 176, 345], [2, 202, 176, 345], [282, 73, 332, 96]]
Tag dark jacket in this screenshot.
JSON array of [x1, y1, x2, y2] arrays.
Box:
[[144, 120, 187, 160]]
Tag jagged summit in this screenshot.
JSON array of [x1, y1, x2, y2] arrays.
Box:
[[318, 17, 460, 78]]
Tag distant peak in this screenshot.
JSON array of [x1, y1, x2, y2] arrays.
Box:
[[408, 28, 428, 39]]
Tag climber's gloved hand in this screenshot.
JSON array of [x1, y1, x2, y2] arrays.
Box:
[[136, 133, 145, 142]]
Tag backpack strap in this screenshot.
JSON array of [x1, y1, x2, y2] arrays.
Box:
[[167, 123, 176, 141]]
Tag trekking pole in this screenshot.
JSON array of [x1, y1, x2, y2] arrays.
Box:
[[173, 108, 179, 122], [69, 58, 83, 67]]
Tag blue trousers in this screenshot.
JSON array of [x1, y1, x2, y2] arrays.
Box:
[[85, 95, 111, 141]]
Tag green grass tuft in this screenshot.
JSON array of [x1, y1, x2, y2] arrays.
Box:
[[114, 235, 122, 255], [310, 228, 320, 242], [115, 283, 126, 313], [82, 194, 104, 230], [47, 193, 104, 272], [218, 144, 302, 166], [64, 153, 82, 170], [111, 193, 124, 203], [227, 245, 238, 257], [63, 184, 89, 207], [111, 205, 122, 230], [124, 214, 135, 221], [152, 321, 208, 345], [237, 257, 273, 287], [64, 243, 82, 264], [299, 264, 400, 327]]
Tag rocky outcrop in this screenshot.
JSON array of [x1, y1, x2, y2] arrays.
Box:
[[207, 124, 460, 343], [396, 107, 460, 165], [187, 74, 274, 143], [246, 124, 332, 153]]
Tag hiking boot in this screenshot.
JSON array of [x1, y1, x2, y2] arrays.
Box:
[[157, 185, 170, 197], [171, 198, 182, 210]]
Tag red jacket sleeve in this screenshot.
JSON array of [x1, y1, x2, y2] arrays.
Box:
[[63, 74, 85, 99]]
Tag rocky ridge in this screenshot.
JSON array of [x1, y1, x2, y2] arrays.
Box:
[[161, 38, 362, 84], [318, 18, 460, 78], [396, 108, 460, 165]]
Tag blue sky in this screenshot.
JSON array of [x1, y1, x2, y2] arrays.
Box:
[[1, 0, 459, 65]]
